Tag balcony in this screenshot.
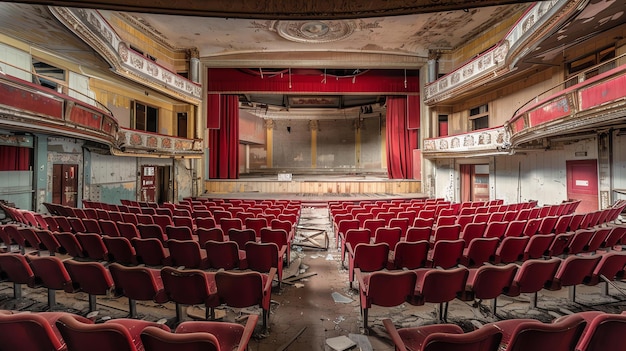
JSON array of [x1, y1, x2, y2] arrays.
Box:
[[507, 58, 626, 147], [424, 1, 571, 104], [422, 126, 508, 158], [49, 7, 202, 104], [116, 128, 202, 157], [0, 66, 118, 146], [423, 57, 626, 157], [0, 63, 203, 158]]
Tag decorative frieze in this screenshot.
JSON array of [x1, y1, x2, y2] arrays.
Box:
[[49, 7, 202, 102], [118, 128, 202, 155], [423, 127, 507, 154], [424, 0, 563, 102]]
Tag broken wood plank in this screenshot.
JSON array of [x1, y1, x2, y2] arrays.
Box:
[[276, 326, 307, 351], [281, 272, 318, 285]]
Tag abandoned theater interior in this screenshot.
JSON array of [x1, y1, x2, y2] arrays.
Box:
[[0, 0, 626, 350]]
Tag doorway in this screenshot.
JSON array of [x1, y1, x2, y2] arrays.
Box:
[[177, 112, 188, 138], [156, 165, 171, 203], [460, 164, 490, 203], [52, 164, 78, 207], [566, 159, 598, 213], [140, 165, 156, 202], [141, 165, 172, 203]]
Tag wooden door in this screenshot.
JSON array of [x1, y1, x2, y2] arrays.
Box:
[[140, 166, 156, 202], [567, 160, 598, 213], [472, 165, 490, 202], [52, 164, 78, 207], [460, 164, 489, 203]]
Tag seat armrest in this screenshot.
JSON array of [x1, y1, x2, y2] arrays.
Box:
[[236, 314, 259, 351], [354, 268, 366, 292], [346, 243, 356, 256], [264, 267, 277, 292], [382, 319, 408, 351]]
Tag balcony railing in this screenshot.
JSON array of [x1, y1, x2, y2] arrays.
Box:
[[422, 126, 508, 157], [0, 63, 203, 157], [424, 0, 565, 103], [423, 58, 626, 156], [507, 58, 626, 146], [117, 128, 202, 156], [0, 64, 118, 145], [49, 7, 202, 103]]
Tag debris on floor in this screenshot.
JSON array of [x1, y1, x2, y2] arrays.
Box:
[[349, 333, 373, 351], [326, 335, 357, 351], [331, 292, 353, 304]]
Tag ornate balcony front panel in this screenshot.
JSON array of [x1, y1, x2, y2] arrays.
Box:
[[424, 0, 569, 104], [49, 7, 202, 104], [0, 72, 118, 145], [422, 126, 508, 158], [508, 63, 626, 147], [117, 128, 203, 158]]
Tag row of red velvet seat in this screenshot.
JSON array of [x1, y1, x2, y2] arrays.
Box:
[[8, 209, 300, 257], [51, 200, 302, 227], [329, 199, 541, 223], [0, 223, 290, 286], [345, 224, 626, 287], [331, 198, 581, 220], [1, 201, 298, 256], [382, 310, 625, 351], [330, 201, 580, 246], [0, 306, 258, 351], [334, 200, 626, 259], [25, 208, 297, 241], [0, 200, 296, 273], [0, 252, 275, 331], [331, 198, 578, 223], [354, 250, 626, 330], [336, 207, 625, 262], [84, 199, 303, 233], [345, 214, 626, 259], [331, 200, 585, 238]]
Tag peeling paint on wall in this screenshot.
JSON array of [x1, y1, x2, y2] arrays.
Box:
[[98, 183, 136, 204]]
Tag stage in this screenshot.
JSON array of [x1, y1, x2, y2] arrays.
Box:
[[203, 173, 424, 203]]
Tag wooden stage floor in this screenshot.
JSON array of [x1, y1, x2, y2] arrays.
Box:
[[203, 174, 425, 203]]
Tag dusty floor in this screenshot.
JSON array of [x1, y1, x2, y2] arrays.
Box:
[[1, 206, 626, 350]]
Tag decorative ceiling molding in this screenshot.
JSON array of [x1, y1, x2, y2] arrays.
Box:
[[49, 7, 202, 103], [273, 20, 356, 43], [5, 0, 536, 19], [424, 0, 571, 103], [116, 13, 191, 53], [424, 0, 600, 105], [199, 51, 427, 69]]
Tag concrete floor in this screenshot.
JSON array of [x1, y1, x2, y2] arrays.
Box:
[[1, 206, 626, 350]]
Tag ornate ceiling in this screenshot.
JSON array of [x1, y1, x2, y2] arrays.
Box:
[[100, 4, 528, 68], [3, 0, 534, 19]]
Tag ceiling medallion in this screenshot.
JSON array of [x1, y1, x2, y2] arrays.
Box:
[[274, 20, 356, 43]]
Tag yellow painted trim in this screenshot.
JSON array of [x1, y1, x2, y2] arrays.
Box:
[[311, 128, 317, 168], [355, 127, 361, 168], [266, 127, 273, 168]]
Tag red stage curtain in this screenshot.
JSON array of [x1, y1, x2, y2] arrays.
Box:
[[207, 94, 221, 129], [407, 95, 420, 129], [386, 96, 418, 179], [207, 68, 419, 94], [209, 95, 239, 179], [0, 145, 31, 171]]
